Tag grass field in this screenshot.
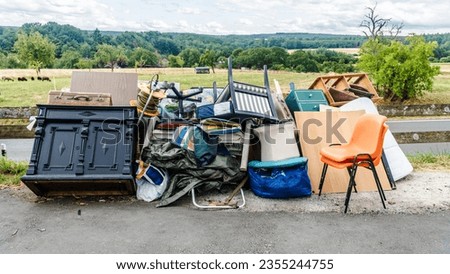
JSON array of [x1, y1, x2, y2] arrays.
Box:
[[0, 65, 449, 107], [0, 157, 28, 186], [407, 153, 450, 171]]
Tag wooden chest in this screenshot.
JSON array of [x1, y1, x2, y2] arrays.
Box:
[[48, 91, 112, 106]]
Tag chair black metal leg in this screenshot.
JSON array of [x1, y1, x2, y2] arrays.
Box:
[[381, 150, 396, 190], [372, 162, 386, 201], [318, 163, 328, 196], [347, 167, 358, 193], [344, 165, 357, 213], [369, 161, 387, 209]]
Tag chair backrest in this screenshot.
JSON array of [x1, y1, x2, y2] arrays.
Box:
[[349, 113, 388, 159]]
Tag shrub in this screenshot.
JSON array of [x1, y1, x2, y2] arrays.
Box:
[[358, 36, 440, 101]]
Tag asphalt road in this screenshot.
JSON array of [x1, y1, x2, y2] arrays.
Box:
[[0, 188, 448, 254], [1, 119, 448, 161], [2, 138, 449, 163]]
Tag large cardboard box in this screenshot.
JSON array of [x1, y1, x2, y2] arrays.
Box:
[[295, 110, 391, 194]]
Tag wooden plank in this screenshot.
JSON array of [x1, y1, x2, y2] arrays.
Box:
[[240, 121, 253, 171], [70, 71, 138, 106], [295, 110, 391, 194]]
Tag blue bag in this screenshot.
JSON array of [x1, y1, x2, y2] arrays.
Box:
[[248, 157, 311, 198]]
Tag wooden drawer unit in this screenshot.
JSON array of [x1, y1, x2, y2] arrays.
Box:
[[309, 73, 382, 106]]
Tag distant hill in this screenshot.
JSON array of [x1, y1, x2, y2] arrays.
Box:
[[1, 22, 449, 69]]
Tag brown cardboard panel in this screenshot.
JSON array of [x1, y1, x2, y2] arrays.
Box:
[[295, 110, 391, 194], [70, 71, 138, 106]]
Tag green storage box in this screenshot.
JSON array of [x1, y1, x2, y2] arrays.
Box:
[[285, 89, 328, 114]]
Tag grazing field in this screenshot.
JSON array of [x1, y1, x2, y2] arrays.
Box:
[[0, 65, 449, 107]]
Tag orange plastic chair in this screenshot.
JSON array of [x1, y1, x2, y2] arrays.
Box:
[[318, 113, 388, 213]]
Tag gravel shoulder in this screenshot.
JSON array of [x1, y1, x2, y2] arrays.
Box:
[[2, 171, 449, 214], [238, 171, 450, 214]]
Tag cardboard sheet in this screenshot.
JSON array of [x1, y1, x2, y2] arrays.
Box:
[[71, 71, 138, 106], [295, 110, 391, 194]]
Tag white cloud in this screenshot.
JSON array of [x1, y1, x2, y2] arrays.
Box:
[[176, 7, 200, 15], [177, 20, 189, 28], [239, 19, 253, 26], [0, 0, 448, 35], [0, 0, 116, 30]]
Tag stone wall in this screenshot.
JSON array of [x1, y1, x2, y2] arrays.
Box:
[[0, 107, 39, 119], [0, 125, 34, 138], [378, 104, 450, 117]]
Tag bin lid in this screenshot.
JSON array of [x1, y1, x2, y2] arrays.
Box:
[[248, 157, 308, 169]]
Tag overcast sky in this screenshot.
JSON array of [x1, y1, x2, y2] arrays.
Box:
[[0, 0, 448, 35]]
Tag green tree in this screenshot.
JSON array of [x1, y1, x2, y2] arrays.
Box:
[[76, 58, 94, 69], [94, 44, 127, 71], [168, 55, 184, 67], [199, 49, 217, 73], [92, 28, 103, 46], [0, 52, 6, 68], [0, 27, 17, 52], [286, 50, 319, 72], [79, 42, 93, 58], [154, 38, 180, 55], [234, 48, 271, 69], [267, 47, 289, 66], [56, 49, 81, 68], [14, 31, 56, 75], [358, 36, 440, 101], [4, 53, 27, 69], [129, 47, 158, 69], [179, 48, 201, 67]]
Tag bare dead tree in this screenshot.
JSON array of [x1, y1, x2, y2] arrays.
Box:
[[387, 21, 404, 38], [360, 4, 402, 39]]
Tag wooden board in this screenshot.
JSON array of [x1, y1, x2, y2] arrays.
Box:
[[70, 71, 138, 106], [295, 110, 391, 194]]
